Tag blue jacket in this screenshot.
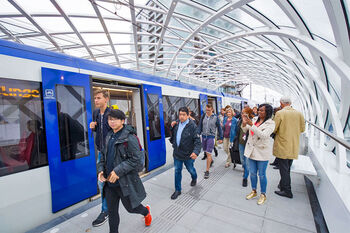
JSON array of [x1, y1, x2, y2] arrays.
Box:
[[222, 116, 238, 142]]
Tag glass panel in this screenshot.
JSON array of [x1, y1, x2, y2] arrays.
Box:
[[249, 0, 294, 27], [175, 1, 211, 21], [289, 0, 336, 44], [226, 9, 265, 29], [323, 62, 341, 111], [211, 18, 241, 33], [0, 78, 47, 177], [147, 94, 161, 141], [191, 0, 228, 11], [345, 0, 350, 25], [56, 85, 89, 162]]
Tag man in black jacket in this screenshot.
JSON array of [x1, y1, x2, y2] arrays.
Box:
[[97, 109, 152, 233], [169, 107, 202, 200]]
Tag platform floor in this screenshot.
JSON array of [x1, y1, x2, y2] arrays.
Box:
[[42, 148, 316, 233]]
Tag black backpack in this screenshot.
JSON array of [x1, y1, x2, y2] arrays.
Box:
[[121, 134, 146, 172]]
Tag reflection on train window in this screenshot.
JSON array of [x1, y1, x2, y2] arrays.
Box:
[[0, 78, 47, 177], [56, 85, 89, 161], [147, 94, 161, 141], [162, 96, 199, 138]]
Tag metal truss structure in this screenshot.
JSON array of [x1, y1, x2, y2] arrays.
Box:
[[0, 0, 349, 171]]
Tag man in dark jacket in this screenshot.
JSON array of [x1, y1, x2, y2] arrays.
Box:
[[98, 109, 152, 233], [90, 89, 111, 227], [169, 107, 202, 200]]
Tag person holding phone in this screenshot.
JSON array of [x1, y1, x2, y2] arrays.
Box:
[[241, 104, 275, 205]]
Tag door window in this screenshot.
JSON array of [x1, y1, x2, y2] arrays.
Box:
[[147, 94, 161, 141], [56, 85, 89, 161]]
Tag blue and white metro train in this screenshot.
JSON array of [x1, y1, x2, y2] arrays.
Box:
[[0, 39, 247, 232]]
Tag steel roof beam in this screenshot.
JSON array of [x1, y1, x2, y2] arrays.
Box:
[[90, 0, 120, 66], [8, 0, 62, 52], [50, 0, 96, 61], [166, 0, 253, 77]]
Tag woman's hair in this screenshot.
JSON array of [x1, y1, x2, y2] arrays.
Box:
[[226, 107, 234, 116], [242, 107, 254, 119], [257, 103, 273, 123]]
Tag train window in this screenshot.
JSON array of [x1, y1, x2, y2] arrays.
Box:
[[56, 85, 89, 161], [162, 96, 199, 138], [0, 78, 47, 177], [147, 94, 161, 141]]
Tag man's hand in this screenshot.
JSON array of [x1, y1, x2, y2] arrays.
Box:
[[190, 153, 197, 160], [107, 171, 119, 183], [171, 121, 177, 128], [90, 121, 97, 129], [218, 140, 223, 144], [98, 172, 106, 182]]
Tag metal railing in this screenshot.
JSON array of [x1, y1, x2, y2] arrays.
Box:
[[306, 120, 350, 150]]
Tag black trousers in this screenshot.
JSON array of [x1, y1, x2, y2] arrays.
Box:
[[105, 184, 148, 233], [276, 158, 293, 194]]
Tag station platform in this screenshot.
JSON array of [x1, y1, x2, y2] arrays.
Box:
[[35, 149, 317, 233]]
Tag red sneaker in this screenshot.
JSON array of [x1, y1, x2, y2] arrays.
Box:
[[144, 205, 152, 226]]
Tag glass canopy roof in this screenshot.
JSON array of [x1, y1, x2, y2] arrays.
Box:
[[0, 0, 349, 147]]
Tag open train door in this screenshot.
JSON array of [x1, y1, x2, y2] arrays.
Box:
[[216, 97, 222, 114], [42, 67, 97, 212], [199, 94, 208, 116], [141, 84, 166, 171]]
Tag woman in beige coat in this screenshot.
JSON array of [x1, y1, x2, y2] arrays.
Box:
[[242, 104, 275, 205]]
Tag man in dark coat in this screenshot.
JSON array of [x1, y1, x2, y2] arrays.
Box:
[[169, 107, 202, 200], [97, 109, 152, 233]]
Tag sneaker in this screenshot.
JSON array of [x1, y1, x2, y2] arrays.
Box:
[[257, 194, 267, 205], [242, 178, 248, 187], [204, 171, 209, 179], [144, 205, 152, 226], [190, 179, 197, 186], [92, 212, 108, 227], [246, 190, 257, 200]]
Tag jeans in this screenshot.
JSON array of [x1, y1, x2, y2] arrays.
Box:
[[97, 151, 108, 213], [276, 158, 293, 194], [238, 144, 249, 179], [105, 184, 148, 233], [248, 158, 268, 194], [174, 157, 197, 191]]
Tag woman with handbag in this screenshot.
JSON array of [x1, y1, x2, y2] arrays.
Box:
[[241, 104, 275, 205], [222, 108, 238, 168]]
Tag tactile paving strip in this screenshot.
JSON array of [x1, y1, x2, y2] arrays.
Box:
[[143, 162, 229, 233]]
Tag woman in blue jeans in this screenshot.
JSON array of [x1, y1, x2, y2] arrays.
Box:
[[241, 104, 275, 205]]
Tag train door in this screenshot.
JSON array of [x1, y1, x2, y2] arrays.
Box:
[[91, 84, 145, 171], [208, 97, 217, 114], [141, 84, 166, 171], [216, 97, 222, 114], [42, 67, 97, 213], [199, 94, 208, 116]]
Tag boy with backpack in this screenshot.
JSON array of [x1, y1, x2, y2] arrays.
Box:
[[97, 109, 151, 233]]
